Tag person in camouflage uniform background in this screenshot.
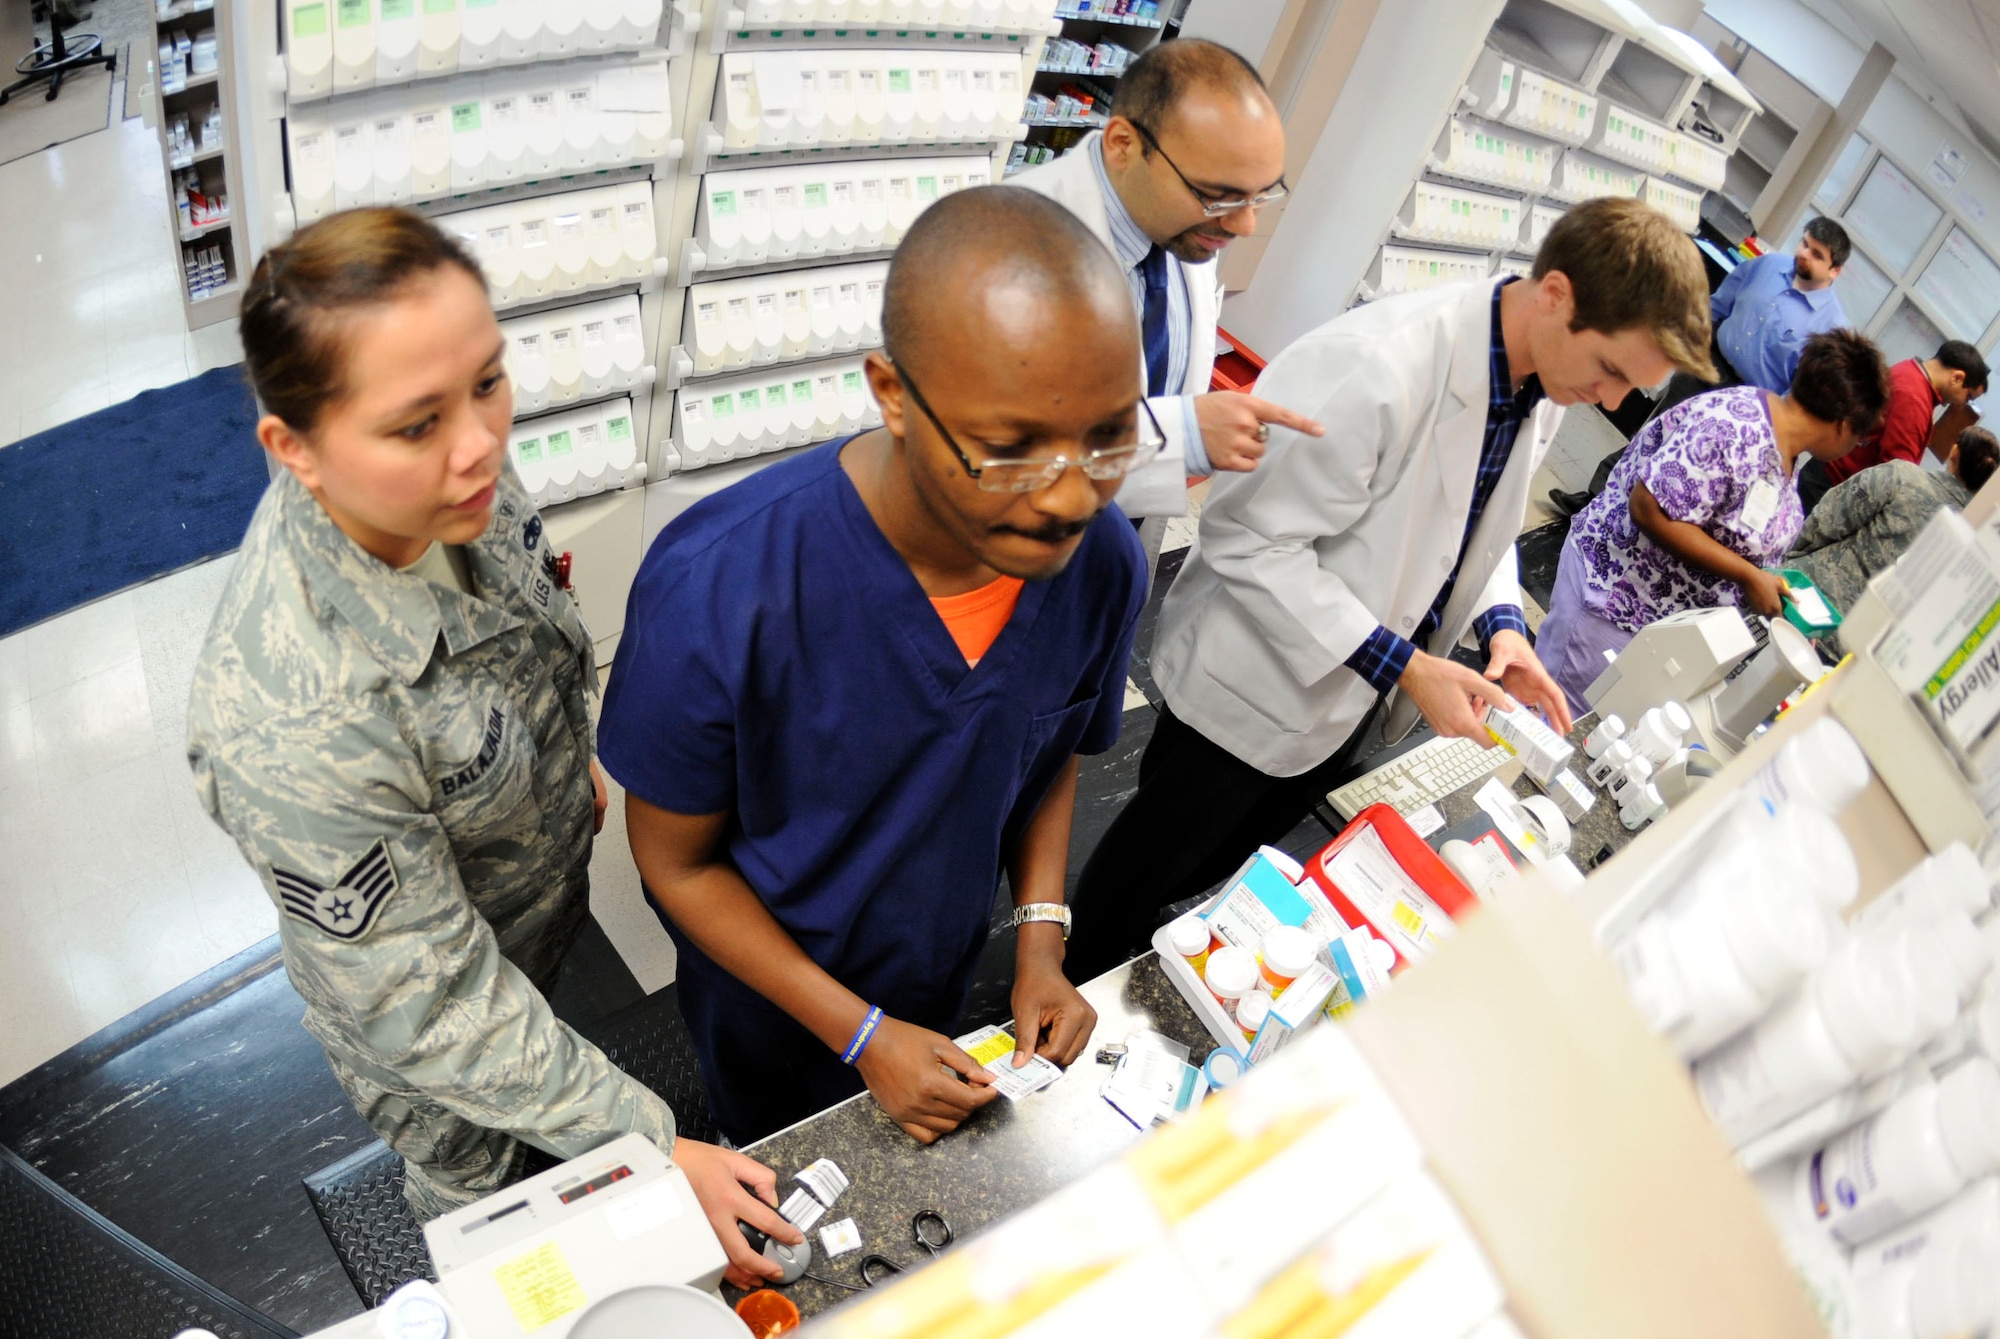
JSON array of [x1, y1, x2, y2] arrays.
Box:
[[184, 208, 799, 1287], [1788, 426, 2000, 620]]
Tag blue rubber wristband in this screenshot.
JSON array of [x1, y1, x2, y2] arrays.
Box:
[[841, 1006, 884, 1066]]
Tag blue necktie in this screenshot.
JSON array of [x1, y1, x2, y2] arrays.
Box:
[[1139, 244, 1171, 399]]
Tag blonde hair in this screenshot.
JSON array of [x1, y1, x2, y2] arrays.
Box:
[[1533, 196, 1716, 381]]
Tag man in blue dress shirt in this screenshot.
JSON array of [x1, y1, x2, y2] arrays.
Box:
[[1709, 217, 1851, 392]]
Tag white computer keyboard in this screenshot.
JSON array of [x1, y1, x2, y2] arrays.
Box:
[[1327, 734, 1508, 822]]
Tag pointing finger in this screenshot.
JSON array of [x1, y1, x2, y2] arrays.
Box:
[[1241, 396, 1326, 437]]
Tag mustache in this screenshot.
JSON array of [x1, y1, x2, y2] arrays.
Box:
[[993, 516, 1096, 545]]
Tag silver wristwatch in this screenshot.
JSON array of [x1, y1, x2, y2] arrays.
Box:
[[1011, 902, 1073, 939]]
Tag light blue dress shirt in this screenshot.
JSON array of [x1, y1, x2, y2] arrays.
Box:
[[1711, 252, 1848, 394], [1089, 138, 1212, 476]]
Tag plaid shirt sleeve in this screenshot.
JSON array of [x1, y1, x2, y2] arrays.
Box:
[[1471, 605, 1529, 655], [1344, 624, 1416, 695]]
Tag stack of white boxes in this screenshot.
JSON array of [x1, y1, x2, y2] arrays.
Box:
[[663, 15, 1053, 479], [276, 0, 686, 512]]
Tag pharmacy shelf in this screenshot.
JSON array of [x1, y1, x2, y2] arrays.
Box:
[[1022, 109, 1103, 128], [710, 14, 1056, 51], [179, 215, 234, 242], [691, 122, 1024, 172], [187, 278, 243, 307], [676, 237, 898, 283], [162, 71, 220, 96], [664, 331, 883, 387], [1035, 59, 1124, 77], [286, 40, 691, 107], [1051, 7, 1162, 29], [382, 163, 666, 224]]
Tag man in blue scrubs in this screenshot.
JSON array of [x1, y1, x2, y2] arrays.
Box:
[[599, 187, 1150, 1145]]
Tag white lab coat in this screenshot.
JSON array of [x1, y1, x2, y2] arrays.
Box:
[[1011, 134, 1222, 518], [1151, 279, 1566, 776]]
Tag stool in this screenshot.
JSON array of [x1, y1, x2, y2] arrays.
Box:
[[2, 1, 116, 105]]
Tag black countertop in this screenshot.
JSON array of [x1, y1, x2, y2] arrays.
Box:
[[731, 953, 1216, 1322]]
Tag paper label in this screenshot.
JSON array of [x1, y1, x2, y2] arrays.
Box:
[[842, 371, 863, 392], [888, 68, 912, 93], [780, 1187, 826, 1231], [450, 101, 481, 133], [337, 0, 369, 27], [795, 1157, 850, 1207], [709, 189, 735, 217], [293, 2, 329, 37], [491, 1242, 586, 1333], [1321, 826, 1455, 963], [820, 1218, 863, 1258], [606, 416, 632, 442], [517, 437, 543, 462], [546, 429, 572, 458], [792, 379, 812, 401], [917, 175, 938, 199], [582, 320, 604, 346], [551, 328, 573, 351], [519, 219, 545, 247], [954, 1025, 1063, 1100], [603, 1180, 683, 1241], [381, 0, 415, 22], [591, 206, 615, 231], [804, 183, 827, 207], [423, 0, 454, 12], [1738, 478, 1780, 535], [738, 389, 761, 414], [711, 394, 733, 418], [764, 382, 787, 405]]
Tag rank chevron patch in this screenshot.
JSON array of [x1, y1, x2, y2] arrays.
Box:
[[271, 840, 400, 941]]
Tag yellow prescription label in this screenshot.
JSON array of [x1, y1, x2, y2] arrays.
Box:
[[1391, 900, 1427, 939], [492, 1241, 587, 1333], [964, 1031, 1015, 1068]]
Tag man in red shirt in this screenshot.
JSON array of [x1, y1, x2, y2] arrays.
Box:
[[1800, 340, 1988, 513]]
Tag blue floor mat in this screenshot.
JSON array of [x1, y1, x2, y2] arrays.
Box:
[[0, 366, 268, 637]]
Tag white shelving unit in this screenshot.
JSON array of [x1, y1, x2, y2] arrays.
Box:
[[150, 0, 251, 327], [1350, 0, 1759, 307]]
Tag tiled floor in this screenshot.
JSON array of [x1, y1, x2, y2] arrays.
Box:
[[0, 104, 237, 451]]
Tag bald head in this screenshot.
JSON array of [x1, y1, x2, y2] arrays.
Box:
[[881, 185, 1135, 376], [1117, 38, 1271, 138]]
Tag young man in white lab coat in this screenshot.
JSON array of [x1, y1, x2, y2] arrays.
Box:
[[1012, 38, 1323, 521], [1065, 197, 1717, 979]]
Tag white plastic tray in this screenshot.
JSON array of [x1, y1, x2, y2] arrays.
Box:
[[1150, 892, 1253, 1053]]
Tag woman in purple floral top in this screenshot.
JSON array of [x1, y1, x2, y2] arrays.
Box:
[[1538, 330, 1890, 712]]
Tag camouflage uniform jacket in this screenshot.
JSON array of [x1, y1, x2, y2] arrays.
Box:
[[1788, 460, 1971, 615], [186, 466, 675, 1201]]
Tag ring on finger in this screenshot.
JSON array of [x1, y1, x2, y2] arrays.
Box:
[[1252, 423, 1271, 442]]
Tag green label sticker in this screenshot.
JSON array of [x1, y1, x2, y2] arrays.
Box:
[[765, 383, 787, 405], [888, 69, 912, 93], [464, 0, 498, 8], [451, 101, 481, 133], [842, 371, 862, 392], [804, 183, 826, 207], [337, 0, 369, 27], [607, 416, 632, 442], [917, 176, 937, 199], [711, 190, 736, 217], [547, 430, 572, 458], [518, 438, 543, 462], [738, 390, 762, 414], [711, 395, 734, 418], [423, 0, 455, 11], [792, 379, 812, 400], [293, 2, 329, 36], [381, 0, 414, 18]]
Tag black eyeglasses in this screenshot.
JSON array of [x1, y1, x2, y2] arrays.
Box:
[[893, 361, 1166, 494], [1127, 120, 1289, 217]]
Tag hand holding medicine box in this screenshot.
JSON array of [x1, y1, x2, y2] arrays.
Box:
[[1483, 701, 1574, 784]]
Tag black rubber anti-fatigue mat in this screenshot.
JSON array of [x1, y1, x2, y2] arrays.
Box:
[[0, 1143, 295, 1339]]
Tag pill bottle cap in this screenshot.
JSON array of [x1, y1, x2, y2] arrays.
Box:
[[1625, 755, 1655, 783], [1723, 874, 1833, 995], [1791, 717, 1872, 814], [1204, 946, 1258, 999], [1167, 916, 1210, 958], [1663, 700, 1694, 735], [1899, 925, 1965, 1037], [1907, 1237, 1997, 1339], [1260, 926, 1318, 979], [1818, 936, 1918, 1072], [1933, 908, 1993, 998], [1235, 990, 1275, 1033], [1940, 1059, 2000, 1179], [1771, 804, 1860, 911], [1923, 843, 1993, 918]]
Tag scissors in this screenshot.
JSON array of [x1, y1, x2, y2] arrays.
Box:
[[858, 1210, 954, 1286]]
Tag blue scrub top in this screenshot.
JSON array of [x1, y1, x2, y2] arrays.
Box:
[[598, 441, 1145, 1133]]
